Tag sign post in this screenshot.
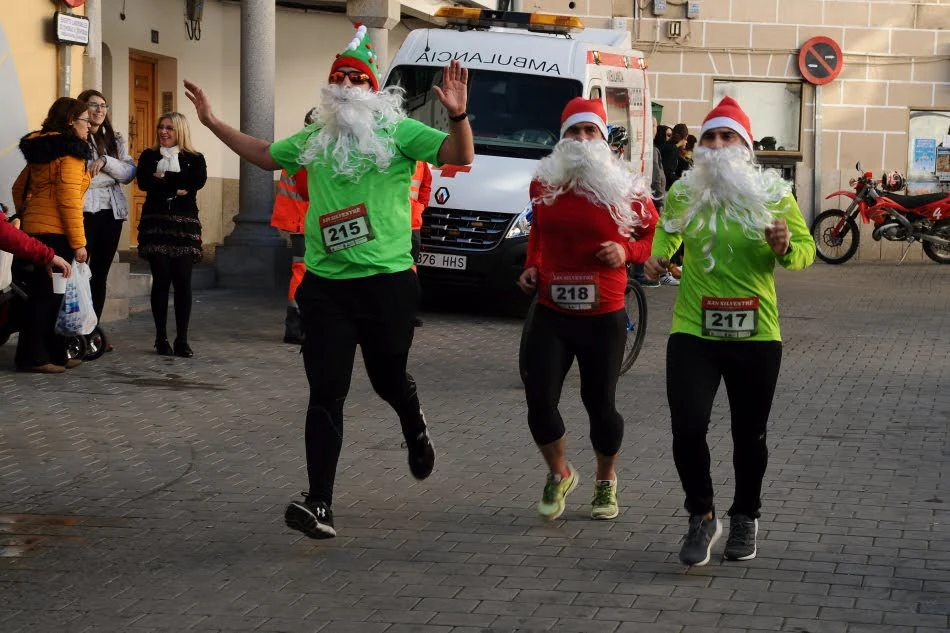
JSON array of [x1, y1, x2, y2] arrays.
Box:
[[55, 2, 91, 98], [799, 36, 844, 224]]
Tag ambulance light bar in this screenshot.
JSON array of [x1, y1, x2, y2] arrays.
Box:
[[434, 8, 585, 34]]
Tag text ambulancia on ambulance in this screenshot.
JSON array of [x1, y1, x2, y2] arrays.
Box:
[[383, 8, 653, 306]]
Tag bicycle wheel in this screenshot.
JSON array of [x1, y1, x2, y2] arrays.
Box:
[[619, 280, 647, 375], [518, 296, 538, 384]]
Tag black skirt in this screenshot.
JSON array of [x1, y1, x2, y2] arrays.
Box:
[[138, 210, 203, 262]]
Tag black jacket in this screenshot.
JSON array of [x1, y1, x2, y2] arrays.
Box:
[[136, 148, 207, 218]]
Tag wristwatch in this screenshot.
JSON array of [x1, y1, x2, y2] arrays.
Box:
[[449, 111, 468, 122]]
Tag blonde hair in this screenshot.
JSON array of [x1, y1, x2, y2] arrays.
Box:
[[153, 112, 200, 154]]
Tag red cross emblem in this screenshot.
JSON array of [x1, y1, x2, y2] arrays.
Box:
[[436, 165, 472, 178]]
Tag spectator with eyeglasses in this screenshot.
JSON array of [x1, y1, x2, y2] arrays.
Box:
[[184, 23, 473, 541], [78, 90, 137, 352], [11, 97, 91, 373]]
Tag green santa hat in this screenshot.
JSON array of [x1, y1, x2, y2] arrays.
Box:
[[330, 23, 380, 91]]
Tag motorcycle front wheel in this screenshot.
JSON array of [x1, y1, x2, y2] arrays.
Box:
[[923, 219, 950, 264], [812, 209, 860, 264]]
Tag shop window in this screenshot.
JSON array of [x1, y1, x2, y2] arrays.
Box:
[[907, 109, 950, 194], [712, 80, 803, 155]]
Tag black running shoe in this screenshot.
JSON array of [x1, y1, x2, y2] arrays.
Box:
[[285, 494, 336, 539], [407, 428, 435, 480], [724, 514, 758, 561], [679, 513, 722, 566]]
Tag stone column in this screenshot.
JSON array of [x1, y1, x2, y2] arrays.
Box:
[[367, 27, 389, 75], [82, 0, 102, 91], [215, 0, 288, 290], [347, 0, 400, 72]]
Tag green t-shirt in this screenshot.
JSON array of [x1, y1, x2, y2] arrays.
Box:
[[651, 181, 816, 342], [269, 118, 448, 279]]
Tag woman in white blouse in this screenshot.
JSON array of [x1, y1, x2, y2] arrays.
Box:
[[78, 89, 137, 348]]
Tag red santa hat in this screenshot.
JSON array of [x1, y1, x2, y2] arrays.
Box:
[[560, 97, 608, 140], [700, 96, 753, 149]]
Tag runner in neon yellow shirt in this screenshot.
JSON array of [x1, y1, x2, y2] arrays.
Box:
[[184, 24, 474, 540], [645, 96, 815, 567]]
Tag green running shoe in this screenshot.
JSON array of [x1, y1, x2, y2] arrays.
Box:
[[590, 479, 619, 520], [537, 465, 578, 519]]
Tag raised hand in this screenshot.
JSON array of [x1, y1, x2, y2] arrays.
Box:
[[184, 79, 215, 127], [432, 60, 469, 118]]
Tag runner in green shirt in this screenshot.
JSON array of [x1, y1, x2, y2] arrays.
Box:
[[184, 24, 474, 540], [644, 97, 815, 567]]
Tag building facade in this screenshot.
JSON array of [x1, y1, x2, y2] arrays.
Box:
[[4, 0, 948, 263], [528, 0, 950, 260]]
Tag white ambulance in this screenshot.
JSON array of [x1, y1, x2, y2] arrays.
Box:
[[382, 8, 653, 306]]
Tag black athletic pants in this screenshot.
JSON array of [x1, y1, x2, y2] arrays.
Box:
[[147, 254, 193, 343], [83, 211, 124, 319], [14, 234, 71, 369], [523, 304, 626, 456], [295, 269, 426, 507], [667, 333, 783, 519]]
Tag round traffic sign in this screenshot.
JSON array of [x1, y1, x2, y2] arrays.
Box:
[[798, 36, 843, 85], [63, 0, 86, 7]]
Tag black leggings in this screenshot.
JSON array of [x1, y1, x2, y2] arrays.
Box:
[[147, 254, 193, 342], [14, 234, 71, 368], [523, 304, 626, 456], [667, 333, 783, 519], [296, 270, 425, 507], [83, 211, 124, 319]]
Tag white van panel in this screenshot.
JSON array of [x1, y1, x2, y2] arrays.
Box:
[[429, 154, 535, 215], [392, 30, 588, 78]]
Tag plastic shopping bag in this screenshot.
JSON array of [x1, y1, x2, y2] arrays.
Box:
[[55, 261, 98, 336], [0, 248, 11, 290]]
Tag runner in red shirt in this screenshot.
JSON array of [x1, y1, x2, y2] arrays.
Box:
[[517, 98, 658, 522]]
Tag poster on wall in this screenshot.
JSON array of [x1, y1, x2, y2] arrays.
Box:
[[912, 138, 937, 173], [936, 147, 950, 183]]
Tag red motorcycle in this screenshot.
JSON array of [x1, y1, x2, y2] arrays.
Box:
[[812, 162, 950, 264]]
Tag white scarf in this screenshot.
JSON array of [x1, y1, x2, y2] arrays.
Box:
[[156, 146, 181, 175]]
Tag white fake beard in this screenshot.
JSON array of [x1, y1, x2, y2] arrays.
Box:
[[532, 138, 651, 236], [298, 83, 406, 179], [665, 145, 791, 271]]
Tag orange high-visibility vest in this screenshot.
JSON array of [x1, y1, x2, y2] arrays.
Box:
[[409, 161, 432, 231], [271, 169, 309, 234]]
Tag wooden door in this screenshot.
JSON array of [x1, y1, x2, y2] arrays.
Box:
[[128, 57, 156, 246]]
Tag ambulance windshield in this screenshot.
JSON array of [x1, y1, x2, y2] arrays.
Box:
[[387, 66, 582, 159]]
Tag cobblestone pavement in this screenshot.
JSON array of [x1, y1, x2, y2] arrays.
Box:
[[0, 261, 948, 633]]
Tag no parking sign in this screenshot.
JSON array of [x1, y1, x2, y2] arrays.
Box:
[[798, 36, 843, 85]]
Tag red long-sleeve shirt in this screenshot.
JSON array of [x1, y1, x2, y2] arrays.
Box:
[[0, 220, 54, 265], [525, 180, 658, 315]]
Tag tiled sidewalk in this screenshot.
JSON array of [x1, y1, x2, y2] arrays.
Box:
[[0, 261, 947, 632]]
